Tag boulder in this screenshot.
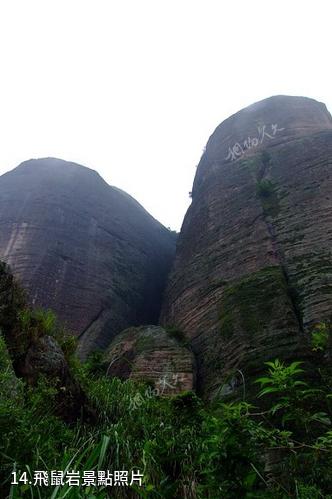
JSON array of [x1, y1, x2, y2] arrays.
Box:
[[103, 325, 195, 395]]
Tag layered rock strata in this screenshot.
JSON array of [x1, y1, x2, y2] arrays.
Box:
[[161, 96, 332, 398], [103, 325, 195, 395], [0, 159, 176, 357]]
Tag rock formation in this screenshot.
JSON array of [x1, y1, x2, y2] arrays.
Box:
[[103, 325, 195, 395], [161, 95, 332, 398], [2, 96, 332, 401], [0, 159, 176, 358], [0, 261, 89, 422]]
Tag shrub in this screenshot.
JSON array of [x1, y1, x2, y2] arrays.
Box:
[[311, 322, 330, 352], [2, 302, 332, 499], [256, 179, 275, 197]]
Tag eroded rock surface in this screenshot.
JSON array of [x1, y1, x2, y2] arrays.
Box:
[[161, 95, 332, 398], [0, 159, 176, 358], [103, 325, 195, 395]]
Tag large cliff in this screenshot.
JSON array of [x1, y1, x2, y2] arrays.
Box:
[[161, 95, 332, 398], [0, 158, 176, 357]]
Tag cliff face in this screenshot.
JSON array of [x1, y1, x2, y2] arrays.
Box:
[[161, 96, 332, 398], [0, 159, 176, 358]]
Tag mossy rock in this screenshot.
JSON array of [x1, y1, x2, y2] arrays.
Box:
[[219, 266, 290, 339], [103, 325, 196, 395]]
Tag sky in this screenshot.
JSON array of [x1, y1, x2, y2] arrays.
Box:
[[0, 1, 331, 231]]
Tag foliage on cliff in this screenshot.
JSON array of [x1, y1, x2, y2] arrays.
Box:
[[1, 263, 332, 498], [1, 339, 332, 497]]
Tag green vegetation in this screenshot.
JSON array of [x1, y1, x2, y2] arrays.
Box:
[[1, 266, 332, 497], [311, 322, 330, 352], [219, 266, 287, 339], [19, 308, 57, 336], [16, 307, 77, 362], [256, 179, 275, 198], [256, 179, 280, 217], [1, 335, 332, 497]]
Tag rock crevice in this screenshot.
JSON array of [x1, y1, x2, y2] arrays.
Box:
[[161, 95, 332, 398]]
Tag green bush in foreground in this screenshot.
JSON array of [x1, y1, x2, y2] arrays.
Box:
[[1, 346, 332, 498]]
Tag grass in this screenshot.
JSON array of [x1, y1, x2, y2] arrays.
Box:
[[2, 346, 332, 498], [1, 263, 332, 498]]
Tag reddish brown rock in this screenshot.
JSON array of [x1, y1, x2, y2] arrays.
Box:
[[103, 325, 195, 395], [0, 159, 176, 358], [161, 95, 332, 399]]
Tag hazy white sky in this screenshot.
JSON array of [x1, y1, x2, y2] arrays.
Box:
[[0, 1, 331, 230]]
